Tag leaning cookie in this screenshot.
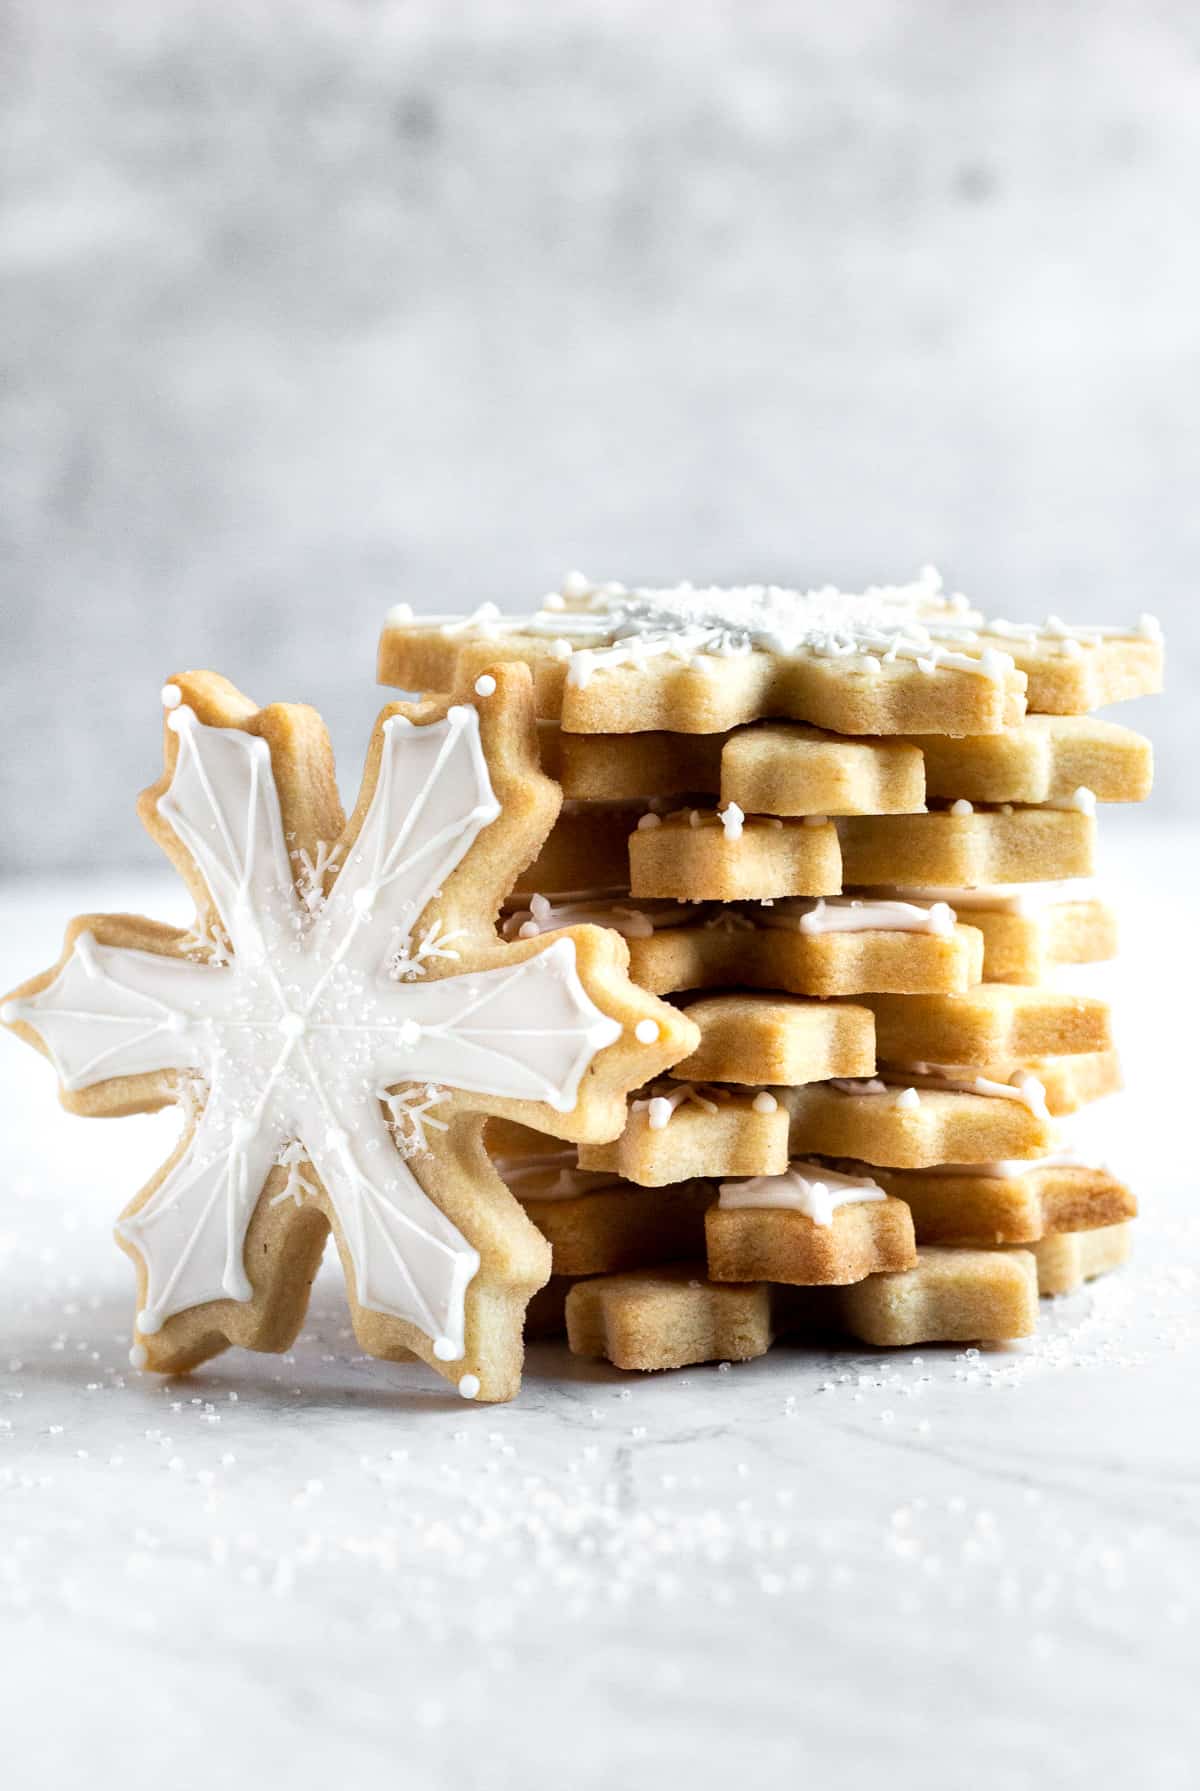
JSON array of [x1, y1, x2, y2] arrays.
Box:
[[1, 665, 697, 1403]]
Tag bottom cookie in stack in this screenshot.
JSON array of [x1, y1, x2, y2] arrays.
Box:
[[492, 1107, 1135, 1373]]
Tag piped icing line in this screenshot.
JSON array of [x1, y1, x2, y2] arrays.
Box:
[[717, 1160, 886, 1226], [388, 570, 1160, 686], [630, 1081, 779, 1130], [650, 806, 833, 834], [492, 1150, 628, 1203], [754, 896, 957, 937], [500, 892, 696, 942], [981, 613, 1162, 645], [6, 697, 633, 1364], [851, 879, 1098, 917], [827, 1077, 922, 1111], [877, 1062, 1050, 1118]]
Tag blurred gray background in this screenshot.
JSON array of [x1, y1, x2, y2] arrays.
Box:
[[2, 0, 1195, 871]]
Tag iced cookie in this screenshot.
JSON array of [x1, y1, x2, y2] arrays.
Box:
[[1, 667, 696, 1402]]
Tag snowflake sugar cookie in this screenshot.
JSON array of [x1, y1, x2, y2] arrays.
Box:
[[2, 666, 697, 1401]]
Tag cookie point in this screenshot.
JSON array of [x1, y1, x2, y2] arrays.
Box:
[[473, 674, 497, 697], [161, 683, 182, 710], [634, 1018, 660, 1044], [457, 1373, 481, 1400]]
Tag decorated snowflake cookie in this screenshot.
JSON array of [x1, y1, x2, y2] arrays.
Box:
[[2, 666, 697, 1401]]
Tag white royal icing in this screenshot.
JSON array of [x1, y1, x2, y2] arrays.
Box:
[[499, 892, 686, 942], [720, 802, 745, 841], [7, 700, 625, 1362], [1049, 786, 1097, 815], [859, 879, 1097, 917], [631, 1081, 778, 1130], [755, 896, 957, 938], [878, 1062, 1050, 1118], [827, 1077, 921, 1109], [718, 1160, 886, 1226], [492, 1150, 627, 1203], [390, 578, 1159, 690]]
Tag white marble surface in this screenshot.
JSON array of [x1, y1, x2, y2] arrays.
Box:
[[1, 821, 1198, 1789]]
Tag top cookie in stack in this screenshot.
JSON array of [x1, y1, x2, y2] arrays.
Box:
[[378, 571, 1162, 1371], [378, 567, 1162, 735]]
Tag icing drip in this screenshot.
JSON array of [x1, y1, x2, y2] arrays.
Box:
[[718, 1160, 886, 1226], [1050, 786, 1097, 815], [6, 701, 626, 1361]]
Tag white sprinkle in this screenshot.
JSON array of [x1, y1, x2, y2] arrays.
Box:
[[474, 674, 497, 697], [458, 1374, 481, 1400], [637, 813, 662, 831], [950, 798, 973, 817], [160, 684, 182, 709], [634, 1019, 660, 1044]]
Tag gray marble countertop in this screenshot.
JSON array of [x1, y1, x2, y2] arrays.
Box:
[[2, 824, 1197, 1790]]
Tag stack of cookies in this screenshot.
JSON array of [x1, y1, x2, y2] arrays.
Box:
[[381, 572, 1162, 1374]]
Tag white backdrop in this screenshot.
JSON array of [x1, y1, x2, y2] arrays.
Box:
[[2, 0, 1194, 869]]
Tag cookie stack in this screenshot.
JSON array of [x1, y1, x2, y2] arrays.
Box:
[[381, 572, 1161, 1373]]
